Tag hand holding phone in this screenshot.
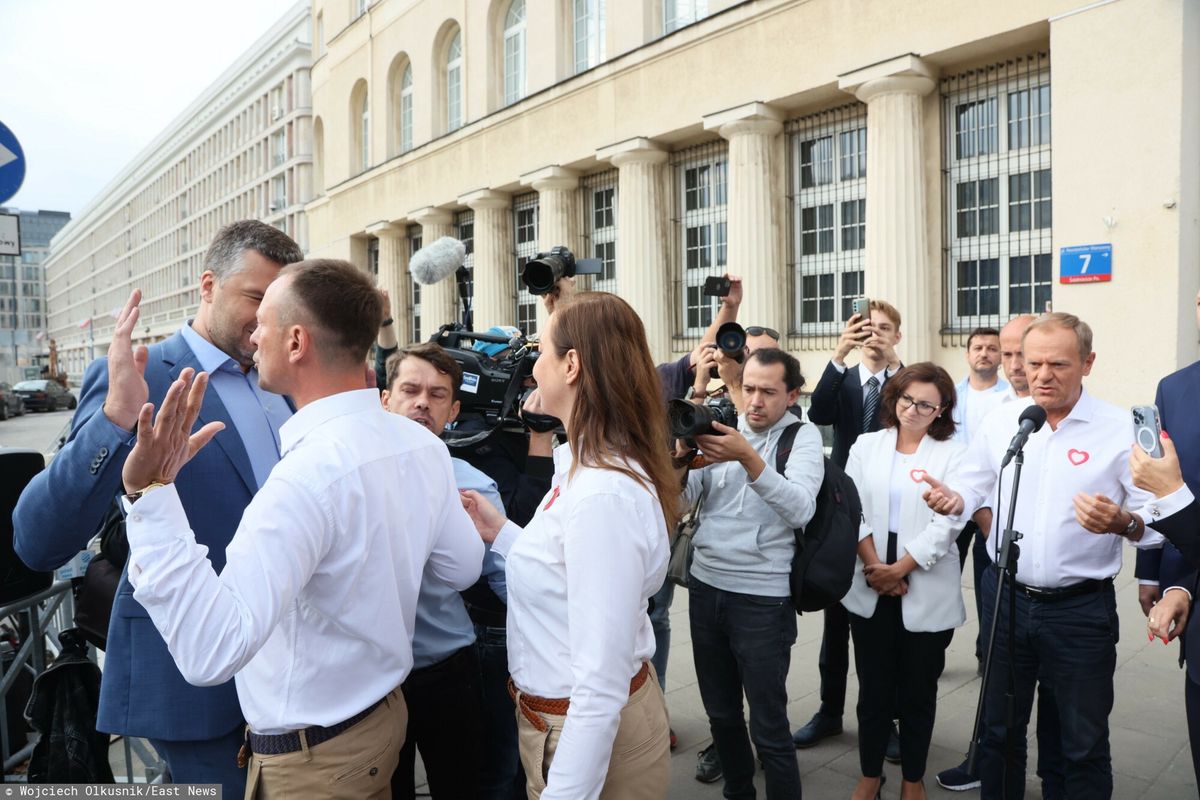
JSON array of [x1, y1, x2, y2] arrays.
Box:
[[702, 276, 732, 297], [1132, 405, 1164, 458]]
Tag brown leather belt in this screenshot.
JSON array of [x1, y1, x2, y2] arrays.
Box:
[[508, 661, 651, 732]]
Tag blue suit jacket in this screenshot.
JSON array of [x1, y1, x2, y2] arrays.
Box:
[[14, 331, 275, 741]]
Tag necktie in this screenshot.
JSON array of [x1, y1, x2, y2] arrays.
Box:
[[862, 376, 880, 433]]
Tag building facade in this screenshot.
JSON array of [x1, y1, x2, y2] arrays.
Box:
[[0, 208, 71, 383], [305, 0, 1200, 407], [42, 1, 314, 378]]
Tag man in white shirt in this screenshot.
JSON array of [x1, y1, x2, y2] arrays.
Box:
[[120, 259, 484, 799], [924, 312, 1163, 800], [953, 327, 1010, 445]]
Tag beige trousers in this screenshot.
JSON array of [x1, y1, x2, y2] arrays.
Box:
[[516, 667, 671, 800], [244, 688, 407, 800]]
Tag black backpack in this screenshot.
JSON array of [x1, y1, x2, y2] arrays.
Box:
[[775, 421, 862, 614]]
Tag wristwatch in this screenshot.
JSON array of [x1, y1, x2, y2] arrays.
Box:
[[1120, 513, 1139, 538], [125, 482, 167, 503]]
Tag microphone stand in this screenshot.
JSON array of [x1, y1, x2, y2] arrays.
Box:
[[455, 266, 473, 331], [966, 448, 1026, 797]]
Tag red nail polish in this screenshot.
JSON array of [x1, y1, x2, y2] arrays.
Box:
[[1162, 430, 1170, 440]]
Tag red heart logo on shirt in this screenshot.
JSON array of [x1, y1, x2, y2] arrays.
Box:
[[543, 486, 561, 510], [909, 469, 927, 483], [1068, 449, 1090, 466]]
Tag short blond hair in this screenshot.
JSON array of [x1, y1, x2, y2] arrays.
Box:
[[869, 299, 902, 330], [1023, 312, 1093, 361]]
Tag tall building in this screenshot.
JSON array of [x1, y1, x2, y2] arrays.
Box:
[[305, 0, 1199, 407], [43, 1, 313, 378], [0, 208, 71, 383]]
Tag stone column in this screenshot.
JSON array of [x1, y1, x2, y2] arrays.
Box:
[[596, 137, 671, 362], [840, 55, 938, 361], [461, 189, 513, 331], [410, 206, 457, 341], [703, 102, 786, 335], [521, 166, 580, 333], [365, 222, 409, 343]]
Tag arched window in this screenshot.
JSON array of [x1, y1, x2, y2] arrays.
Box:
[[446, 32, 463, 131], [503, 0, 526, 105], [573, 0, 605, 73], [664, 0, 708, 33], [350, 79, 369, 174], [400, 65, 414, 152]]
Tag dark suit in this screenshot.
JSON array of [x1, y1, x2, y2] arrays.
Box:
[[804, 360, 888, 721], [1137, 360, 1200, 793], [14, 331, 283, 793]]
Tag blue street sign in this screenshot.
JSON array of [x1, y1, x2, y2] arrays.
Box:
[[0, 121, 26, 206], [1059, 243, 1112, 284]]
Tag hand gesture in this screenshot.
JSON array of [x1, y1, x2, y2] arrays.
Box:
[[724, 273, 743, 308], [541, 276, 577, 316], [1130, 433, 1185, 499], [714, 349, 743, 389], [834, 314, 871, 363], [460, 489, 509, 543], [863, 334, 902, 371], [121, 369, 225, 493], [864, 563, 908, 596], [1139, 584, 1161, 617], [103, 289, 150, 431], [1073, 492, 1129, 535], [922, 474, 964, 516], [1147, 588, 1191, 644], [692, 346, 718, 393], [694, 422, 752, 465]]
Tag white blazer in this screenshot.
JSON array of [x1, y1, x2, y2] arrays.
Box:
[[841, 428, 968, 632]]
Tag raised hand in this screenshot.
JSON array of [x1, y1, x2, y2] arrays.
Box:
[[922, 473, 964, 516], [103, 289, 150, 431], [1130, 433, 1185, 499], [460, 489, 508, 543], [121, 369, 225, 494], [834, 314, 871, 363]]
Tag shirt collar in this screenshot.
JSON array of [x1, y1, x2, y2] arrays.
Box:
[[279, 389, 382, 455], [860, 363, 888, 387], [1056, 387, 1097, 427], [180, 320, 239, 375]]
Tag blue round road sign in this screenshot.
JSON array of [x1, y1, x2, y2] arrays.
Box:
[[0, 121, 27, 206]]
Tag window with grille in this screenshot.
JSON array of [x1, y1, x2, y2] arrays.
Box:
[[368, 238, 379, 277], [786, 104, 867, 337], [582, 171, 617, 293], [671, 142, 727, 337], [408, 227, 422, 343], [513, 193, 539, 334], [456, 210, 474, 326], [942, 54, 1051, 337]]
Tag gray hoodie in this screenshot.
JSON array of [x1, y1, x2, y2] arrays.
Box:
[[684, 412, 824, 597]]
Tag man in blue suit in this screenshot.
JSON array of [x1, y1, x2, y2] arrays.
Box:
[[13, 220, 303, 793]]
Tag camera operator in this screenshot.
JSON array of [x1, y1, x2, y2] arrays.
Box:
[[374, 300, 553, 800], [677, 347, 824, 799], [380, 344, 505, 800]]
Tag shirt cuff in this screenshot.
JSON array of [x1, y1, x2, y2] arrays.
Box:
[[1165, 585, 1194, 601], [1138, 579, 1161, 587], [1139, 484, 1195, 524], [491, 520, 523, 559], [123, 484, 190, 584], [830, 359, 846, 374]]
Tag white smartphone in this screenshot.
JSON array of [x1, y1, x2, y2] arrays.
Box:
[[1131, 405, 1164, 458]]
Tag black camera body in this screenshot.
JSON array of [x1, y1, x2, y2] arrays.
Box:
[[429, 324, 540, 447], [521, 245, 604, 295], [669, 397, 739, 445]]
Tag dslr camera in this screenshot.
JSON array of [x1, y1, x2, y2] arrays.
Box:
[[520, 245, 604, 296], [668, 397, 739, 445]]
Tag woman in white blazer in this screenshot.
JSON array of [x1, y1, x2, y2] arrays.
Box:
[[842, 362, 966, 800]]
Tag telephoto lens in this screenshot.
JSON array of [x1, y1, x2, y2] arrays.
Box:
[[668, 398, 739, 440]]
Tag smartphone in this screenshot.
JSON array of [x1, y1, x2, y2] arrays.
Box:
[[1132, 405, 1164, 458], [702, 276, 732, 297], [851, 297, 871, 321]]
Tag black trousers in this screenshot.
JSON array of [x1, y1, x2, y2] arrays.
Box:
[[817, 603, 851, 718], [849, 596, 953, 782], [391, 645, 483, 800], [1187, 676, 1200, 793]]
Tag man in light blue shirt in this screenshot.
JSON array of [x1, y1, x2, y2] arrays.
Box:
[[952, 326, 1009, 446], [381, 342, 502, 800]]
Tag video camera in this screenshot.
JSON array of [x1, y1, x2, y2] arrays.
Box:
[[668, 397, 739, 445], [429, 324, 555, 448], [521, 245, 604, 295]]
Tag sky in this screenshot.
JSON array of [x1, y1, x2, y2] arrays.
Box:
[[0, 0, 301, 216]]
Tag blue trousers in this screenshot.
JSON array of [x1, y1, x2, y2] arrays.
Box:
[[473, 623, 526, 800], [649, 577, 675, 690], [978, 564, 1116, 800], [149, 722, 246, 796], [689, 577, 800, 800]]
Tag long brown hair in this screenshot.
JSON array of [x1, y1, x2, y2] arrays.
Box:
[[549, 292, 679, 532]]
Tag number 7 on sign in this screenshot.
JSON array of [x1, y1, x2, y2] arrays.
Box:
[[1079, 254, 1091, 274]]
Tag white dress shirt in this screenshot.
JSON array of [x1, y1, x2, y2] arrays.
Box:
[[952, 389, 1163, 588], [490, 444, 669, 800], [831, 358, 895, 402], [126, 389, 484, 734]]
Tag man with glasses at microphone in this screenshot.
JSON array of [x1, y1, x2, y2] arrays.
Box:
[[923, 312, 1164, 799]]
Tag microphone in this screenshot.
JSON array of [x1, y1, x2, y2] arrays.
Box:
[[1000, 405, 1048, 467], [409, 237, 466, 286]]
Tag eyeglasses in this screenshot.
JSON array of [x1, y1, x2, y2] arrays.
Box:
[[746, 326, 781, 340], [897, 394, 941, 416]]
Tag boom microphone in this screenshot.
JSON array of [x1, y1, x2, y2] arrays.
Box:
[[409, 236, 466, 286], [1000, 404, 1048, 467]]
